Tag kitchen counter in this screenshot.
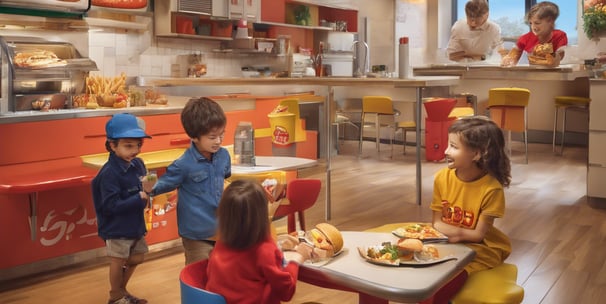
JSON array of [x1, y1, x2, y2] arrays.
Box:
[[147, 76, 460, 88], [1, 77, 421, 124], [410, 64, 591, 142], [413, 63, 590, 81]]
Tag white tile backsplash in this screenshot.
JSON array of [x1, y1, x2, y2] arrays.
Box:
[[85, 14, 287, 80]]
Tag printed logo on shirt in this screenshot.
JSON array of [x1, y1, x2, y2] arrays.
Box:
[[441, 200, 474, 227]]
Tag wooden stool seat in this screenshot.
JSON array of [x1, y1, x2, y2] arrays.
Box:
[[552, 96, 591, 155], [449, 107, 475, 118], [451, 263, 524, 304]]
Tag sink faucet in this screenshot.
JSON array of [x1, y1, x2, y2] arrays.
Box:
[[352, 40, 369, 78]]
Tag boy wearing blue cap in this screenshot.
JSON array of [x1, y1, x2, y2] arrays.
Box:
[[92, 113, 155, 304]]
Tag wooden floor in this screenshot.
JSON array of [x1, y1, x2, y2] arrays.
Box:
[[2, 140, 606, 304]]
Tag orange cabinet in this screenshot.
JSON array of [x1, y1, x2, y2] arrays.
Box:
[[261, 0, 285, 23]]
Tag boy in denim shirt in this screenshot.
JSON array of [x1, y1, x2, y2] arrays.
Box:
[[149, 97, 231, 264]]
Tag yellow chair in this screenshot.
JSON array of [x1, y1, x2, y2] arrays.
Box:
[[552, 96, 591, 156], [359, 96, 397, 157], [451, 263, 525, 304], [488, 88, 530, 164]]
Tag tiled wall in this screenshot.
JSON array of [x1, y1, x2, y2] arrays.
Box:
[[87, 16, 289, 80]]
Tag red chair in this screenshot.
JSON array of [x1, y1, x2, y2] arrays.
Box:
[[179, 259, 226, 304], [273, 178, 322, 234]]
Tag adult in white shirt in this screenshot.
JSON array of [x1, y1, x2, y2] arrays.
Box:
[[447, 0, 504, 62]]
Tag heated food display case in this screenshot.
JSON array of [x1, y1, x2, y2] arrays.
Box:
[[0, 36, 97, 114]]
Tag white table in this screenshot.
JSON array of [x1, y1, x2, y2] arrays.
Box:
[[232, 156, 317, 174], [295, 231, 475, 303]]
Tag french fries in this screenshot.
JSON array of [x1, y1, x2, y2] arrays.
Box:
[[86, 73, 127, 95]]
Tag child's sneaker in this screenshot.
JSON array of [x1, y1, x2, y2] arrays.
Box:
[[107, 296, 134, 304], [126, 294, 148, 304]]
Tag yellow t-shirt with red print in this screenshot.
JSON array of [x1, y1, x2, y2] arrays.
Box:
[[430, 167, 512, 273]]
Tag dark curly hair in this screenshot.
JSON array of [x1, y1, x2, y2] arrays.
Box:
[[448, 116, 511, 187], [181, 97, 226, 139]]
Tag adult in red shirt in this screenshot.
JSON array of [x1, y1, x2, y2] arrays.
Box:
[[501, 1, 567, 67], [204, 179, 312, 304]]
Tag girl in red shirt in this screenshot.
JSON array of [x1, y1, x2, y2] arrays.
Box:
[[501, 1, 567, 67], [204, 179, 311, 304]]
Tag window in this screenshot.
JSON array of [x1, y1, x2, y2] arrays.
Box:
[[455, 0, 578, 44]]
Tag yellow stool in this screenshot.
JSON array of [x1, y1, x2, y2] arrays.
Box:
[[552, 96, 591, 156], [451, 263, 524, 304], [396, 120, 416, 154], [488, 88, 531, 164]]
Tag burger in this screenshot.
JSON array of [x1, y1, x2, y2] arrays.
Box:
[[533, 43, 554, 57], [396, 238, 423, 261], [529, 43, 555, 66], [307, 223, 343, 258]]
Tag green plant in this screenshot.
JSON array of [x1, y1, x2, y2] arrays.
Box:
[[294, 5, 310, 26], [583, 2, 606, 39]]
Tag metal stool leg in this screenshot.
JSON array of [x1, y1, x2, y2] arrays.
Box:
[[524, 107, 528, 164], [375, 115, 380, 151], [334, 122, 340, 154], [553, 105, 559, 154], [507, 130, 512, 158], [560, 106, 567, 156], [403, 129, 407, 155]]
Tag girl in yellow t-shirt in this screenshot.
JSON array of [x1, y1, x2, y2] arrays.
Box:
[[423, 116, 512, 304]]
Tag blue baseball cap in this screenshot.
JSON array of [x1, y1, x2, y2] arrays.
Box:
[[105, 113, 151, 139]]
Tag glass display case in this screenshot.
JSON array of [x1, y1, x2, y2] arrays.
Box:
[[0, 36, 97, 114]]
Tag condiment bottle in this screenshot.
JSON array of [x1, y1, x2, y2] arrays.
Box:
[[233, 121, 255, 166], [399, 37, 409, 79]]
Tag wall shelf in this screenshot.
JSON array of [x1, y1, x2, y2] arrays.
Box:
[[255, 21, 333, 31], [83, 17, 150, 31], [80, 8, 152, 32], [156, 33, 232, 41]]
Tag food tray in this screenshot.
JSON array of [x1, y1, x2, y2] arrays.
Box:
[[391, 223, 448, 243], [357, 245, 457, 267]]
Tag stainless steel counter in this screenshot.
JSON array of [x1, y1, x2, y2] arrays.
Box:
[[0, 105, 183, 124]]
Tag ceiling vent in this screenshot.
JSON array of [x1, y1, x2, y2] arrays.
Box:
[[178, 0, 212, 15]]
